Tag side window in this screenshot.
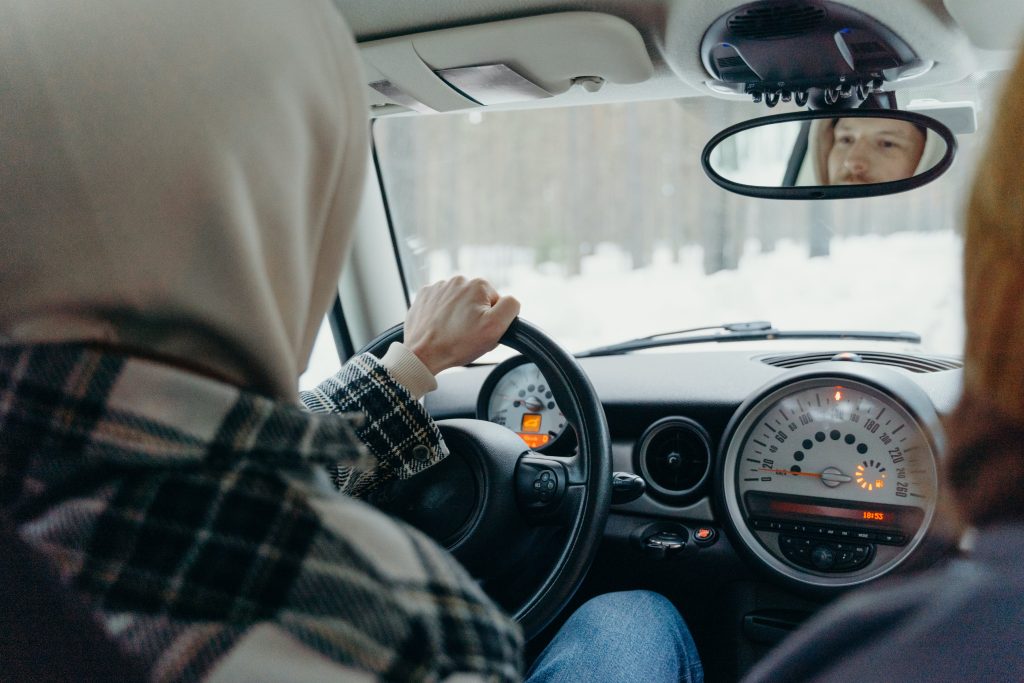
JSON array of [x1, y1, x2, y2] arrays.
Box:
[[299, 317, 341, 391]]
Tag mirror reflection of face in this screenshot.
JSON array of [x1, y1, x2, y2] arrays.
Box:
[[826, 118, 927, 185]]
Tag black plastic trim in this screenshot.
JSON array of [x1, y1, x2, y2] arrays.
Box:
[[328, 296, 355, 362], [781, 120, 811, 187], [701, 109, 957, 200], [369, 120, 412, 307]]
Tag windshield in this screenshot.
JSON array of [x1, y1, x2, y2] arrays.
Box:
[[374, 78, 1002, 357]]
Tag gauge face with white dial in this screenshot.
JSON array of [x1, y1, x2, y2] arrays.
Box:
[[736, 381, 937, 508], [722, 374, 941, 587], [483, 362, 567, 450]]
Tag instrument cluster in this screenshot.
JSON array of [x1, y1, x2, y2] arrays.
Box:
[[718, 364, 944, 589], [476, 356, 570, 452]]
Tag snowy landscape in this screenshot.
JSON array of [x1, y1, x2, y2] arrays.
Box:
[[300, 229, 964, 390]]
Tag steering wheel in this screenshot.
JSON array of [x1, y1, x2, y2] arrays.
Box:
[[358, 318, 611, 640]]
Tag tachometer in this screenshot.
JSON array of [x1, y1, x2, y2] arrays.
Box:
[[477, 356, 568, 450], [719, 364, 943, 589]]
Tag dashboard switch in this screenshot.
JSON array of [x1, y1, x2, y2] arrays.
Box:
[[693, 526, 718, 546], [643, 531, 687, 559], [611, 471, 646, 504]]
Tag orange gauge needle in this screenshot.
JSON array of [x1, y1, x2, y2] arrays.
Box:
[[759, 468, 823, 478], [758, 468, 852, 483]]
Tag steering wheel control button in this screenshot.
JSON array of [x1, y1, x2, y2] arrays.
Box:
[[693, 527, 718, 546], [515, 456, 567, 514], [534, 470, 557, 502]]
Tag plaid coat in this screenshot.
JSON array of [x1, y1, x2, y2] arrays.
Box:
[[0, 344, 522, 682]]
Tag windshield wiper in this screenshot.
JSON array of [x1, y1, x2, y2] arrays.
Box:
[[576, 321, 921, 358]]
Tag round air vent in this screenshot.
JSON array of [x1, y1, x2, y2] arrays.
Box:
[[635, 417, 712, 502]]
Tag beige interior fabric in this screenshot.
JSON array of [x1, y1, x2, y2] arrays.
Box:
[[0, 0, 368, 400]]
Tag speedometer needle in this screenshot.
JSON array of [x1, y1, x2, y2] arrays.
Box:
[[758, 468, 853, 483]]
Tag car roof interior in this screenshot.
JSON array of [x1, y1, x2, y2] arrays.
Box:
[[334, 0, 1024, 118]]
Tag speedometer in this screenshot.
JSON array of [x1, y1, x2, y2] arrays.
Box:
[[476, 356, 568, 450], [719, 364, 943, 589]]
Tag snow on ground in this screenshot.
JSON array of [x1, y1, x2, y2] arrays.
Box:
[[300, 230, 964, 390]]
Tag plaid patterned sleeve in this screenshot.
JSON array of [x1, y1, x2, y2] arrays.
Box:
[[67, 461, 523, 682], [300, 352, 446, 497], [1, 344, 523, 683]]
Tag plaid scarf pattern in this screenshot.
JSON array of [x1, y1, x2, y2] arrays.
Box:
[[0, 344, 522, 682]]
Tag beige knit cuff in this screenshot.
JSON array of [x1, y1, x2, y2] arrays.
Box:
[[379, 342, 438, 400]]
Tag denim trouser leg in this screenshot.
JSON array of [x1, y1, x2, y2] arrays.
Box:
[[525, 590, 703, 683]]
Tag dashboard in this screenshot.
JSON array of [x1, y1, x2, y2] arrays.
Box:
[[425, 345, 962, 592]]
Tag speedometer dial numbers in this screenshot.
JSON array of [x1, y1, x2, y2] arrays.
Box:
[[738, 385, 935, 510], [477, 357, 568, 451], [720, 368, 943, 589]]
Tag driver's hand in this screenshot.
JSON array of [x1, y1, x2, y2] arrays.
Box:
[[404, 276, 520, 375]]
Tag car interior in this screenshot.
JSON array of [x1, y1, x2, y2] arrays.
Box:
[[4, 0, 1023, 681], [304, 1, 1024, 679]]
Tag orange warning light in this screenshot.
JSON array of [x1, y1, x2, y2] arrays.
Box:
[[520, 413, 542, 433], [834, 390, 843, 401], [518, 433, 551, 449]]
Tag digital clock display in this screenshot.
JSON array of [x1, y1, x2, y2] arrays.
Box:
[[768, 499, 890, 523], [743, 492, 925, 532]]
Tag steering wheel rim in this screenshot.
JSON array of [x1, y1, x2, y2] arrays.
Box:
[[359, 317, 612, 640]]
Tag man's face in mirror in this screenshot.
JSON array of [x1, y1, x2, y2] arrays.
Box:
[[826, 118, 927, 185]]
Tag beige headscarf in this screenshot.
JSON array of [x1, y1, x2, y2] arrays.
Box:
[[0, 0, 368, 400], [944, 46, 1024, 526]]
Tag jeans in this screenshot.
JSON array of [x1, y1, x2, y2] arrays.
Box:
[[525, 590, 703, 683]]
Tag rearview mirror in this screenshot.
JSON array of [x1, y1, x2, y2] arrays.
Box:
[[701, 110, 956, 200]]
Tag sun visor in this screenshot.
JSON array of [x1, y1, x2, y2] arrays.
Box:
[[360, 12, 654, 115]]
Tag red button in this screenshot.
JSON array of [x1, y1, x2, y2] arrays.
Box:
[[693, 527, 717, 546]]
